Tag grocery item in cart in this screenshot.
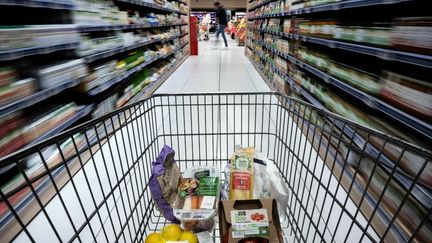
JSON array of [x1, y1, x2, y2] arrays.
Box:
[[229, 147, 255, 200], [222, 147, 289, 221], [149, 145, 181, 224], [218, 199, 283, 243], [174, 166, 220, 232]]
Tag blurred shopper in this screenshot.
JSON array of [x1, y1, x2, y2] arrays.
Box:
[[213, 1, 228, 47], [202, 12, 211, 41]]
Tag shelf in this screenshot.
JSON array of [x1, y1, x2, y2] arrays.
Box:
[[117, 0, 187, 15], [0, 54, 189, 231], [27, 105, 94, 146], [250, 28, 432, 68], [0, 77, 83, 117], [247, 0, 411, 19], [89, 44, 188, 97], [0, 42, 78, 61], [126, 53, 189, 104], [78, 23, 187, 32], [253, 39, 432, 141], [0, 0, 75, 10], [249, 52, 431, 211], [0, 104, 93, 174], [84, 34, 182, 63], [248, 0, 277, 11]]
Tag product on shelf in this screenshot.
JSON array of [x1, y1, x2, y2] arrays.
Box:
[[72, 0, 129, 25], [0, 25, 79, 51], [391, 17, 432, 54], [0, 66, 18, 88], [92, 94, 118, 119], [22, 103, 78, 143], [84, 60, 126, 91], [380, 71, 432, 122], [77, 34, 124, 57], [35, 59, 88, 89], [0, 78, 36, 107], [0, 128, 25, 157]]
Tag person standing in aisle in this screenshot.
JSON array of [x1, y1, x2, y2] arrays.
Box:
[[202, 12, 211, 41], [213, 1, 228, 47]]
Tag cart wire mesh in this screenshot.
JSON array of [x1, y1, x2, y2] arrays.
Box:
[[0, 92, 430, 243]]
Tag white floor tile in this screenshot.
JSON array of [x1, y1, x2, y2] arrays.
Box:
[[156, 35, 270, 94]]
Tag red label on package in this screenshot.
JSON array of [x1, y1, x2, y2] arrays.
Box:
[[232, 172, 251, 190]]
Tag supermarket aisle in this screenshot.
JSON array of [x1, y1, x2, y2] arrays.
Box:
[[156, 35, 270, 93]]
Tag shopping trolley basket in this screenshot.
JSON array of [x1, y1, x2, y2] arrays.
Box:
[[0, 92, 430, 242]]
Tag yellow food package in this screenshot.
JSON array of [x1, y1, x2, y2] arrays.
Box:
[[229, 147, 255, 200]]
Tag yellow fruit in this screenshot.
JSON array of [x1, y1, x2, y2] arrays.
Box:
[[162, 224, 182, 241], [145, 232, 165, 243], [179, 231, 198, 243]]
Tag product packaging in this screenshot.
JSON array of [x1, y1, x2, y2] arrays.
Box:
[[229, 147, 255, 200], [218, 199, 283, 243], [173, 166, 220, 232], [149, 145, 181, 224], [222, 147, 289, 221]]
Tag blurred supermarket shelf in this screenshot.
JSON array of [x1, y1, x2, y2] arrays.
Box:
[[0, 43, 78, 61], [249, 53, 432, 211], [248, 0, 413, 18], [250, 28, 432, 68], [248, 0, 276, 11], [89, 44, 186, 96], [84, 34, 183, 63], [253, 39, 432, 141], [0, 0, 74, 9], [78, 22, 187, 32], [117, 0, 188, 15], [0, 78, 82, 117], [127, 52, 189, 104], [0, 52, 189, 230], [27, 105, 94, 147]]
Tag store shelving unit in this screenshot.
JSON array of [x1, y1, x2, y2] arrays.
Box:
[[117, 0, 188, 15], [0, 1, 190, 236], [252, 38, 432, 139], [247, 0, 431, 242], [251, 27, 432, 68], [248, 0, 413, 18], [0, 0, 74, 9], [88, 43, 187, 96]]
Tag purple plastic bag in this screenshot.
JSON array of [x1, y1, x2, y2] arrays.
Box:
[[149, 145, 181, 224]]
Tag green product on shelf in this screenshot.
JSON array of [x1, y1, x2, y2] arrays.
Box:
[[124, 50, 145, 69], [328, 62, 381, 95]]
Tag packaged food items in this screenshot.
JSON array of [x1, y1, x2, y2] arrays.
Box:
[[222, 147, 289, 221], [174, 166, 220, 232], [218, 199, 283, 243], [149, 145, 181, 224], [380, 70, 432, 122], [22, 103, 78, 144], [229, 147, 255, 200]]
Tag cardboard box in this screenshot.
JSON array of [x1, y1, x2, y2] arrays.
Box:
[[218, 199, 283, 243]]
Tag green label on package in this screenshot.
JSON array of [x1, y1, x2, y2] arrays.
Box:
[[230, 209, 270, 238], [196, 177, 219, 196]]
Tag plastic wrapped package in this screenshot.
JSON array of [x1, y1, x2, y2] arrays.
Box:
[[173, 166, 220, 232]]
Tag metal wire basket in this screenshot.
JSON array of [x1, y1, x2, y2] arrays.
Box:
[[0, 92, 430, 242]]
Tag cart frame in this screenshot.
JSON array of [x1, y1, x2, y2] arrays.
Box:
[[0, 92, 430, 242]]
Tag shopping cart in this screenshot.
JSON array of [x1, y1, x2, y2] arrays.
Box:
[[0, 92, 430, 243]]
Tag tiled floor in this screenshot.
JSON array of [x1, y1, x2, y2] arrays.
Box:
[[156, 35, 271, 93]]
